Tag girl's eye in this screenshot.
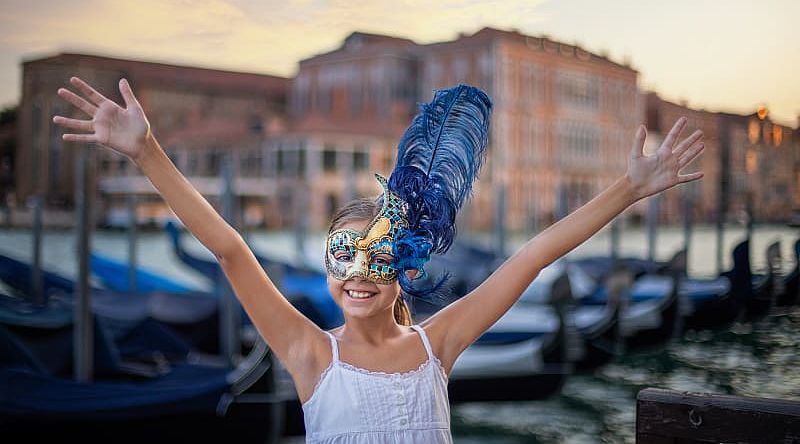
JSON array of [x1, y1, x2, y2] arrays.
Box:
[[373, 255, 394, 266], [335, 253, 352, 262]]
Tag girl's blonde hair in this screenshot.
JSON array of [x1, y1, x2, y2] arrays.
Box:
[[329, 197, 412, 326]]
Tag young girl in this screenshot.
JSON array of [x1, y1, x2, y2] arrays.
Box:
[[54, 77, 704, 443]]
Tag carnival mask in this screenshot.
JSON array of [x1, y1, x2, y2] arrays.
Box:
[[325, 175, 409, 284]]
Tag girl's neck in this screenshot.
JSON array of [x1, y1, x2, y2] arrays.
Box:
[[338, 313, 407, 346]]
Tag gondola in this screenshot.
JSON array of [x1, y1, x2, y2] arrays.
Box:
[[89, 252, 198, 294], [0, 253, 239, 355], [447, 304, 569, 403], [165, 221, 343, 330], [517, 259, 621, 371], [729, 240, 775, 320], [483, 247, 677, 362], [777, 239, 799, 306], [0, 294, 283, 443], [572, 263, 679, 351]]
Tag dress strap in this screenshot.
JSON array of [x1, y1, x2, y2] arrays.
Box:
[[323, 331, 339, 362], [409, 325, 434, 360]]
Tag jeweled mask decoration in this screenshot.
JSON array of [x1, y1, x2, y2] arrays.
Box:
[[325, 84, 492, 297], [325, 175, 409, 284]]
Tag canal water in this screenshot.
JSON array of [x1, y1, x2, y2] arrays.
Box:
[[1, 224, 797, 443]]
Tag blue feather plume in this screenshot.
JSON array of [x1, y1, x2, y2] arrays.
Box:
[[388, 84, 492, 296]]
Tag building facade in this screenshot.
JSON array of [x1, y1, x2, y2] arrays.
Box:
[[15, 30, 797, 231], [280, 28, 641, 233], [16, 53, 288, 226], [646, 92, 798, 224], [417, 28, 640, 232], [721, 108, 797, 222]]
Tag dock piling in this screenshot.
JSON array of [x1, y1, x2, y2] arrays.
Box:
[[73, 144, 94, 383]]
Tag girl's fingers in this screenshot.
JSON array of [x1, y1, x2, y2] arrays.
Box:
[[57, 88, 97, 117], [70, 76, 110, 106], [679, 142, 705, 169], [630, 125, 646, 159], [677, 171, 704, 184], [62, 133, 97, 143], [660, 117, 687, 152], [673, 129, 703, 158], [53, 115, 93, 132], [119, 78, 141, 109]]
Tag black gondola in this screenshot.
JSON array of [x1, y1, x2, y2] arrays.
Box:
[[165, 221, 343, 330], [0, 295, 283, 443]]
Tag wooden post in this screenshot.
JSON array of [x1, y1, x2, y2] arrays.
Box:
[[30, 101, 43, 305], [30, 194, 44, 305], [220, 154, 241, 365], [746, 193, 754, 244], [682, 187, 693, 266], [637, 388, 800, 443], [716, 116, 730, 275], [127, 193, 138, 292], [646, 195, 660, 262], [73, 144, 94, 383]]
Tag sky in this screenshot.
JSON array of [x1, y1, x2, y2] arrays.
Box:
[[0, 0, 798, 126]]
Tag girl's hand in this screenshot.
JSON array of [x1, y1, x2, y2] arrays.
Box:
[[53, 77, 151, 161], [626, 116, 705, 201]]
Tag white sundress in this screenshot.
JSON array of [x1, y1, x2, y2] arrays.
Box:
[[301, 324, 453, 443]]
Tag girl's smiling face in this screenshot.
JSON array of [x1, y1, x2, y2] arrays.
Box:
[[327, 219, 401, 320]]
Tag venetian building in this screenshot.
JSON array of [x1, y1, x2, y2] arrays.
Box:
[[283, 32, 420, 230], [644, 92, 721, 225], [722, 107, 796, 222], [418, 28, 641, 233], [16, 53, 288, 227]]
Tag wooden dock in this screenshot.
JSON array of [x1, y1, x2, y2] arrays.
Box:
[[637, 388, 800, 443]]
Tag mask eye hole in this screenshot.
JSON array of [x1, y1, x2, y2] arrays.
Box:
[[333, 250, 354, 262], [372, 254, 395, 266]]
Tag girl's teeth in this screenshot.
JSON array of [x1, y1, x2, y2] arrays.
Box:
[[348, 290, 374, 299]]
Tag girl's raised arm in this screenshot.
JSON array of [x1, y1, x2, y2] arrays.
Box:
[[53, 77, 326, 375], [425, 117, 704, 372]]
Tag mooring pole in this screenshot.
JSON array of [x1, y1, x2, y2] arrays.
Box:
[[683, 186, 694, 260], [31, 194, 44, 305], [716, 117, 730, 275], [220, 154, 241, 365], [127, 193, 138, 292], [646, 194, 660, 262], [74, 144, 94, 382]]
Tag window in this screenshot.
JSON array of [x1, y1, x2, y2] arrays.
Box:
[[187, 153, 199, 175], [277, 149, 285, 174], [353, 150, 368, 171], [240, 149, 262, 177], [323, 146, 337, 172], [298, 148, 306, 176], [558, 72, 599, 109], [207, 150, 222, 176]]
